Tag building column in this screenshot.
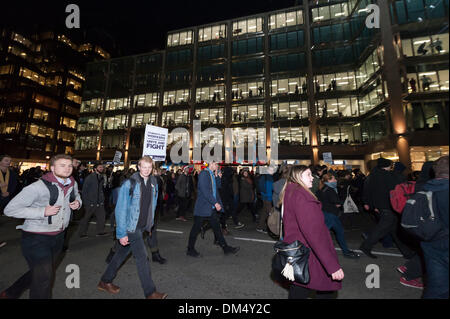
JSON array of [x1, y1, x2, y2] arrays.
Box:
[[303, 1, 319, 165], [263, 12, 272, 163], [378, 0, 411, 169]]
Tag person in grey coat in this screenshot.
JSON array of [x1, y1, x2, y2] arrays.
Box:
[[77, 163, 108, 238], [1, 154, 81, 299]]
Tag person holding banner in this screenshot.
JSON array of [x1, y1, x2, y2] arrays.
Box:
[[187, 161, 239, 257]]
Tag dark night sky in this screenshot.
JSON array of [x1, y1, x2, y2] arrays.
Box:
[[2, 0, 302, 57]]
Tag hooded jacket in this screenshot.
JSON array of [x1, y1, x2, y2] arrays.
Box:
[[4, 172, 82, 233], [423, 178, 449, 231]]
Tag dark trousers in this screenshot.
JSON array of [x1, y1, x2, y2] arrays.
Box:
[[257, 200, 272, 230], [78, 204, 106, 236], [361, 209, 414, 258], [288, 285, 335, 299], [101, 228, 156, 298], [188, 212, 227, 250], [4, 231, 65, 299], [323, 212, 350, 253], [236, 202, 257, 221], [421, 238, 449, 299], [177, 197, 190, 218]]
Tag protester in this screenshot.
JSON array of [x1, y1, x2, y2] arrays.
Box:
[[360, 158, 414, 259], [316, 173, 360, 259], [98, 156, 167, 299], [397, 161, 435, 289], [419, 156, 449, 299], [77, 163, 109, 238], [186, 161, 239, 257], [236, 168, 258, 223], [279, 165, 344, 299], [0, 154, 19, 248], [256, 166, 275, 234], [0, 154, 81, 299], [175, 166, 194, 221]]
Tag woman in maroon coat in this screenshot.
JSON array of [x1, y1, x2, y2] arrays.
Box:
[[279, 165, 344, 299]]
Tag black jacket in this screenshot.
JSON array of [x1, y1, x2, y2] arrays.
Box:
[[81, 172, 105, 205], [317, 186, 342, 216], [363, 166, 404, 210]]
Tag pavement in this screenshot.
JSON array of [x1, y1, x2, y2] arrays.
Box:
[[0, 207, 424, 299]]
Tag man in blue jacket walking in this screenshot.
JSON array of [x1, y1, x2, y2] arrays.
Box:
[[187, 161, 239, 257], [97, 156, 167, 299]]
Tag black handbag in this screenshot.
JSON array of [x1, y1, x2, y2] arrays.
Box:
[[272, 205, 310, 284]]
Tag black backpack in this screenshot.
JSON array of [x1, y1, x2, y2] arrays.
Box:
[[41, 179, 76, 225], [401, 191, 448, 241]]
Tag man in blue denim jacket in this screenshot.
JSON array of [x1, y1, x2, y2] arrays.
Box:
[[97, 156, 168, 299]]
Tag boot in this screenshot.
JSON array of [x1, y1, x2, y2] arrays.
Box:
[[151, 250, 167, 264]]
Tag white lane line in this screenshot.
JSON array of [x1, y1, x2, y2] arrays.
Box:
[[87, 222, 404, 257], [157, 229, 184, 234], [233, 236, 403, 257], [233, 237, 277, 244]]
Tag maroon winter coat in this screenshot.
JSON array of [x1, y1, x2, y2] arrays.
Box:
[[283, 183, 342, 291]]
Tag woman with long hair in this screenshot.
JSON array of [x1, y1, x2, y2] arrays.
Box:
[[236, 168, 258, 223], [279, 165, 344, 299], [316, 173, 360, 259]]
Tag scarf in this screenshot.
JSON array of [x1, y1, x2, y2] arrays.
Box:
[[0, 168, 10, 194]]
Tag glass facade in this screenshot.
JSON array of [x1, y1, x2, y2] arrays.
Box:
[[73, 2, 449, 166]]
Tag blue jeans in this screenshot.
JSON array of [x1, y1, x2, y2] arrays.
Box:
[[421, 238, 449, 299], [323, 212, 350, 254], [101, 228, 156, 298]]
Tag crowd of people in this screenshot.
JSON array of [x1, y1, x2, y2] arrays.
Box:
[[0, 152, 448, 299]]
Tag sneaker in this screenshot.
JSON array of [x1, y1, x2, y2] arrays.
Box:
[[79, 234, 88, 239], [223, 246, 240, 255], [397, 266, 407, 274], [176, 217, 187, 221], [234, 222, 245, 229], [343, 250, 360, 259], [186, 248, 201, 258], [400, 277, 424, 289], [256, 228, 267, 234], [96, 232, 110, 237], [0, 241, 6, 249]]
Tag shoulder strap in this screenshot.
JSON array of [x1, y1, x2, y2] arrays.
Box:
[[279, 201, 284, 241], [41, 179, 59, 206], [418, 191, 435, 219]]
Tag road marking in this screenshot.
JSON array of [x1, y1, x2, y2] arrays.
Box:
[[157, 229, 184, 234], [87, 222, 403, 257], [233, 237, 276, 244]]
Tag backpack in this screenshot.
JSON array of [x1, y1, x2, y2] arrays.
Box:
[[390, 181, 416, 213], [401, 191, 448, 241], [41, 179, 76, 225]]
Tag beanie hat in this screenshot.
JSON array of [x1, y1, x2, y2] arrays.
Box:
[[377, 158, 392, 168]]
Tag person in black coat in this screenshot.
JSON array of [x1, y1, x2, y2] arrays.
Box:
[[317, 173, 360, 259], [360, 158, 414, 259]]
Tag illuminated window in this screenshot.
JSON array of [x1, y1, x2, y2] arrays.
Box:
[[163, 89, 190, 106], [232, 17, 263, 36], [167, 31, 193, 47], [196, 85, 226, 102], [199, 24, 227, 42]]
